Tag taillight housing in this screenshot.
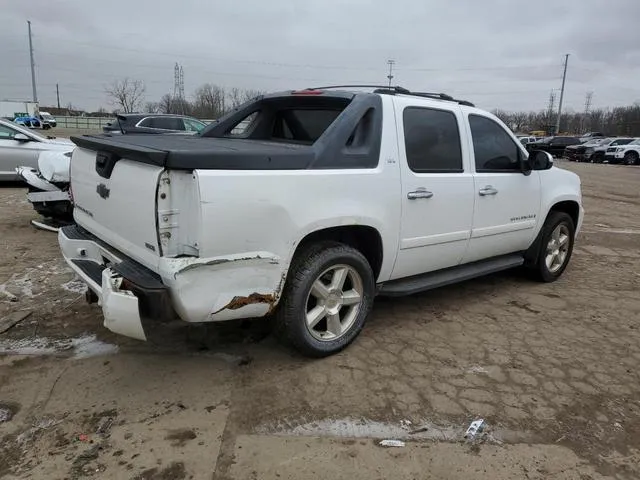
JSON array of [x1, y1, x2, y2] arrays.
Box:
[[67, 151, 74, 204]]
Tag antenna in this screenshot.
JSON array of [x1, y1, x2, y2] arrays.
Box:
[[387, 60, 395, 88]]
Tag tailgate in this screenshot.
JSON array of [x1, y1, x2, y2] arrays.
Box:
[[71, 147, 164, 270]]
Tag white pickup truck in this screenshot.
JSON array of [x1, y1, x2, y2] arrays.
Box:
[[59, 86, 583, 357]]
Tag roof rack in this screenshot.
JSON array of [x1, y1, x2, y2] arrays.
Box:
[[306, 85, 475, 107]]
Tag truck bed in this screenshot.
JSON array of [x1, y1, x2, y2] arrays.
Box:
[[70, 134, 316, 170]]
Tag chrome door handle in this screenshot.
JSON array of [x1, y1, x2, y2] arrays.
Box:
[[407, 188, 434, 200], [479, 186, 498, 196]]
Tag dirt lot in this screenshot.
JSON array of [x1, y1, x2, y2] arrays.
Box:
[[1, 160, 639, 479]]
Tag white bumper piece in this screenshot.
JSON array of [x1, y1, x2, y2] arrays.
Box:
[[58, 228, 147, 341]]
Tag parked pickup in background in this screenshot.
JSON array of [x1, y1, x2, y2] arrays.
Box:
[[58, 86, 583, 357]]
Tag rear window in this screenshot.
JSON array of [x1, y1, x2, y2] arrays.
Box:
[[271, 109, 342, 144], [206, 94, 352, 145]]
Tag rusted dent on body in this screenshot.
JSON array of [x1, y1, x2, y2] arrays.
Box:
[[211, 292, 276, 315], [226, 292, 276, 310]]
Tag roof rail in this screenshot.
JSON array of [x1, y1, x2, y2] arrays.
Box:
[[307, 85, 474, 107]]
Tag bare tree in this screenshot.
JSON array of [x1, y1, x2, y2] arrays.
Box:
[[228, 87, 264, 110], [105, 78, 146, 113], [158, 94, 175, 114], [144, 101, 160, 113], [192, 84, 226, 118]]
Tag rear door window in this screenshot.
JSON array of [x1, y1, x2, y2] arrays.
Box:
[[403, 107, 463, 172]]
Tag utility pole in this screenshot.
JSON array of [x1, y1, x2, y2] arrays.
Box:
[[27, 20, 38, 102], [555, 54, 569, 134], [387, 60, 395, 87], [56, 83, 60, 109]]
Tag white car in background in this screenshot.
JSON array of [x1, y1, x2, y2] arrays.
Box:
[[0, 118, 72, 181], [610, 138, 640, 165]]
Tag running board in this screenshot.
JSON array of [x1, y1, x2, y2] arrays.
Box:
[[378, 254, 524, 297]]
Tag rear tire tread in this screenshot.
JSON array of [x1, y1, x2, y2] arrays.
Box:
[[274, 241, 374, 357]]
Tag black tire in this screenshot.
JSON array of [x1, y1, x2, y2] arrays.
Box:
[[274, 242, 375, 357], [593, 152, 604, 163], [624, 151, 639, 166], [528, 212, 575, 282]]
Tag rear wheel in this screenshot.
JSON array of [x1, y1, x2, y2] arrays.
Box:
[[274, 242, 375, 357], [624, 151, 639, 166], [593, 152, 604, 163], [528, 212, 575, 282]]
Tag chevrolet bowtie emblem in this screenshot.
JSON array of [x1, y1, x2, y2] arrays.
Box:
[[96, 183, 110, 199]]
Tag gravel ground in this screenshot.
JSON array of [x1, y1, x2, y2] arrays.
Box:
[[0, 160, 639, 479]]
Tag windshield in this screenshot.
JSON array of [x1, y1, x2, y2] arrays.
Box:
[[3, 120, 47, 140], [626, 138, 640, 145], [41, 113, 54, 119]]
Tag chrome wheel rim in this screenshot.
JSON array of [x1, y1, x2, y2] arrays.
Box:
[[305, 264, 364, 342], [545, 224, 570, 273]]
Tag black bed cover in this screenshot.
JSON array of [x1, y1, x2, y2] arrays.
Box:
[[70, 134, 315, 170]]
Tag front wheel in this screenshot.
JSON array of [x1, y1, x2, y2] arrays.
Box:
[[624, 151, 639, 166], [274, 242, 375, 357], [528, 212, 575, 282]]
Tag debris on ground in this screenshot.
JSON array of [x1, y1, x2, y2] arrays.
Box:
[[0, 407, 14, 423], [0, 310, 33, 333], [465, 419, 486, 441], [30, 218, 73, 233], [400, 419, 412, 429], [379, 439, 406, 447], [409, 426, 429, 435]]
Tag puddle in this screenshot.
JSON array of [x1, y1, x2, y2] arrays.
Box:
[[256, 416, 539, 444], [0, 334, 118, 359]]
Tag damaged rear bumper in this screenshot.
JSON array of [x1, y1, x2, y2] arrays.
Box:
[[58, 224, 285, 341], [58, 225, 173, 341]]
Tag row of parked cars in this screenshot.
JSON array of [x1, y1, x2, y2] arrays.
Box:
[[518, 134, 640, 165]]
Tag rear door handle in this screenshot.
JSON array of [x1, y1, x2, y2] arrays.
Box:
[[407, 188, 434, 200], [479, 185, 498, 196]]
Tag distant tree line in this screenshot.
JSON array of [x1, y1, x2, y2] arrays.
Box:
[[104, 77, 263, 119], [492, 104, 640, 136]]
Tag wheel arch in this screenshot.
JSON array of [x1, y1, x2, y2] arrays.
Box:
[[290, 225, 384, 281], [525, 200, 580, 265]]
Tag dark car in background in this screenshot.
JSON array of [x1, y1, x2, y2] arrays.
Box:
[[565, 138, 608, 161], [526, 136, 582, 157], [103, 114, 207, 134]]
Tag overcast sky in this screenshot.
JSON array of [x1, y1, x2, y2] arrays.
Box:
[[2, 0, 639, 113]]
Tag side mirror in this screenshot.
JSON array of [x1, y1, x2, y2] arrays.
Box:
[[13, 133, 31, 142], [528, 150, 553, 171]]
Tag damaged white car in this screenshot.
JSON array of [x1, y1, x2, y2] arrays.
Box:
[[16, 149, 74, 224]]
